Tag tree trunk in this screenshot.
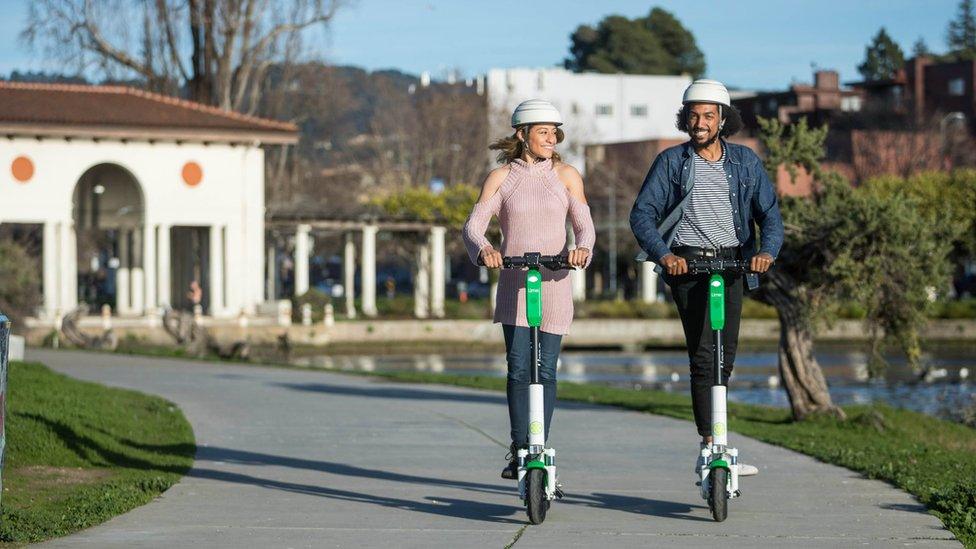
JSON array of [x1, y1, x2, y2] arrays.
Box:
[[756, 272, 846, 420], [777, 306, 846, 420], [187, 0, 216, 105]]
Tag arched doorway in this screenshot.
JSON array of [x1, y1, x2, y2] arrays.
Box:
[[72, 163, 145, 315]]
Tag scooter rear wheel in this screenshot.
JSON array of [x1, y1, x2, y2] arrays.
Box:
[[709, 467, 728, 522], [526, 468, 549, 524]]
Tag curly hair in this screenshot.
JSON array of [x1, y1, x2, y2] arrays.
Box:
[[675, 104, 743, 138]]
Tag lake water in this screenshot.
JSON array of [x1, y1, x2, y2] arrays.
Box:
[[289, 343, 975, 420]]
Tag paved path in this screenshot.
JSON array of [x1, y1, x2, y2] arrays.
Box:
[[30, 349, 958, 548]]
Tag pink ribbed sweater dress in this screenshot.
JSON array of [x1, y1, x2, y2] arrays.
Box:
[[462, 159, 596, 335]]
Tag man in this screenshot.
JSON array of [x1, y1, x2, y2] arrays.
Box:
[[629, 79, 784, 476]]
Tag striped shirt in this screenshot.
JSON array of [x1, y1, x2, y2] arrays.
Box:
[[673, 146, 739, 248]]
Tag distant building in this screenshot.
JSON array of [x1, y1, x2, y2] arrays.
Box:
[[733, 70, 864, 134], [847, 56, 976, 136], [733, 64, 976, 181], [484, 68, 691, 173]]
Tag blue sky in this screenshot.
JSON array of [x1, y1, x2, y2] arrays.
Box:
[[0, 0, 963, 91]]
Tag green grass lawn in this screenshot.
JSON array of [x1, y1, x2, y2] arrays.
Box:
[[1, 362, 195, 544], [364, 370, 976, 547]]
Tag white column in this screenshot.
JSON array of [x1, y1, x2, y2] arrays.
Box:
[[210, 225, 225, 316], [59, 221, 78, 313], [361, 224, 378, 317], [344, 232, 357, 319], [157, 225, 171, 307], [130, 227, 145, 314], [225, 223, 242, 315], [430, 226, 446, 318], [117, 229, 131, 315], [567, 224, 586, 301], [294, 224, 310, 296], [266, 241, 276, 300], [144, 224, 157, 310], [414, 240, 430, 319], [641, 261, 659, 303], [43, 222, 58, 317]]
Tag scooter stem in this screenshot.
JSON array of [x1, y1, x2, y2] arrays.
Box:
[[526, 267, 546, 451], [709, 274, 728, 449]]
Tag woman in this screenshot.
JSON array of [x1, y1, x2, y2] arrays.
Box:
[[462, 99, 596, 479]]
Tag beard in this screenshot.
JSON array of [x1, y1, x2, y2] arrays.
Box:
[[690, 128, 719, 150]]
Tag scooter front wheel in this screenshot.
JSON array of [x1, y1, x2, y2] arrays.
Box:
[[525, 468, 549, 524], [709, 467, 728, 522]]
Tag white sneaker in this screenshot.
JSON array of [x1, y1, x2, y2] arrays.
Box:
[[694, 442, 707, 475], [738, 463, 759, 476]]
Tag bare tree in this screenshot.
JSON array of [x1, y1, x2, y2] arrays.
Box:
[[585, 141, 655, 298], [357, 82, 489, 192], [22, 0, 343, 113], [850, 129, 945, 181], [831, 108, 976, 181], [260, 66, 488, 220]]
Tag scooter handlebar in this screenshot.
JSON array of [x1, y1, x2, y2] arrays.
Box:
[[478, 252, 573, 271], [683, 257, 756, 275]]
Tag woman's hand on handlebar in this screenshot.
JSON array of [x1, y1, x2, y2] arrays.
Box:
[[661, 253, 688, 276], [480, 246, 503, 269], [568, 247, 590, 268], [750, 252, 774, 273]]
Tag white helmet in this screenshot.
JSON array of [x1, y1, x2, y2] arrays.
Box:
[[511, 99, 563, 128], [682, 79, 731, 108]]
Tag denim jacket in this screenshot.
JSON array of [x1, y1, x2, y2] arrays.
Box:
[[629, 139, 784, 290]]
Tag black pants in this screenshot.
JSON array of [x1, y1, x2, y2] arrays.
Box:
[[665, 267, 744, 437]]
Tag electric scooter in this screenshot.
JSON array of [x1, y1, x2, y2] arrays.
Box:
[[684, 257, 754, 522], [483, 252, 571, 524]]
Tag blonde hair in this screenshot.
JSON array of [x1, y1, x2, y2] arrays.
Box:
[[489, 125, 565, 164]]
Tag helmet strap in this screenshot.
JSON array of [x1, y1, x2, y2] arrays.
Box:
[[519, 127, 534, 161]]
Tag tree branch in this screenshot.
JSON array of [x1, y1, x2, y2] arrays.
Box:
[[230, 0, 261, 109], [243, 1, 338, 67], [214, 0, 244, 109], [81, 0, 156, 78], [157, 0, 190, 82]]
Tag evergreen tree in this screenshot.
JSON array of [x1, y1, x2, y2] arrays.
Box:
[[912, 36, 931, 57], [947, 0, 976, 60], [858, 27, 905, 80], [642, 8, 706, 78], [565, 8, 705, 78]]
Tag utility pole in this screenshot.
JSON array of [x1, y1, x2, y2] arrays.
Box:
[[608, 183, 617, 297]]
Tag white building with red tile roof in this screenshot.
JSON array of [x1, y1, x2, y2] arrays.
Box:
[[0, 82, 298, 320]]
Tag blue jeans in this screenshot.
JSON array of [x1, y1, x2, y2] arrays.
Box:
[[503, 324, 562, 447]]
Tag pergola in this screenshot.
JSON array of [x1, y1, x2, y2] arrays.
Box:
[[266, 219, 448, 318]]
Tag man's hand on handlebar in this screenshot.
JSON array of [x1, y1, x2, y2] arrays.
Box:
[[660, 253, 688, 276], [480, 246, 503, 269], [750, 252, 774, 274], [568, 247, 590, 268], [664, 253, 770, 275]]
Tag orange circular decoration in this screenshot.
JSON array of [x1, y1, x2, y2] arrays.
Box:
[[182, 161, 203, 186], [11, 156, 34, 183]]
